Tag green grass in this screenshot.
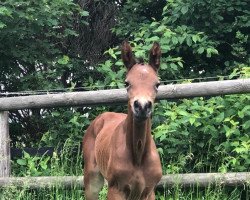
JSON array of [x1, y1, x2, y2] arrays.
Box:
[[155, 186, 248, 200], [0, 183, 248, 199], [0, 141, 248, 199]]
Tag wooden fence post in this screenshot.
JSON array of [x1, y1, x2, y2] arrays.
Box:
[[0, 111, 10, 177]]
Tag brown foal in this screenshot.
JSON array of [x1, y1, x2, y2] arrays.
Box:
[[83, 41, 162, 200]]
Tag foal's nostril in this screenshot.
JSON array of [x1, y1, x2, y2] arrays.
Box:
[[134, 100, 140, 110], [134, 100, 152, 113], [133, 99, 152, 120], [146, 101, 152, 110]]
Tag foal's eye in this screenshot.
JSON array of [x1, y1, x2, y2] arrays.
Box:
[[155, 82, 161, 89], [124, 81, 130, 89]]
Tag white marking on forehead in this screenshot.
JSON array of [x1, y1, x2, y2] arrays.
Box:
[[139, 67, 150, 79], [127, 64, 157, 80], [142, 68, 149, 73]]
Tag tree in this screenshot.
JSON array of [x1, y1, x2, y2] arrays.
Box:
[[111, 0, 249, 79], [0, 0, 121, 145], [0, 0, 89, 144]]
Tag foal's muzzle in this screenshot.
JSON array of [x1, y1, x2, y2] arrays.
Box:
[[133, 99, 152, 121]]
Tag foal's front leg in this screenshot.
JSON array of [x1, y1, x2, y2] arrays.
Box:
[[147, 191, 156, 200], [107, 186, 125, 200], [83, 128, 104, 200], [84, 169, 104, 200]]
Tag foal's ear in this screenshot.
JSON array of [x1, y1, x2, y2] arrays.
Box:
[[121, 41, 136, 70], [149, 42, 161, 71]]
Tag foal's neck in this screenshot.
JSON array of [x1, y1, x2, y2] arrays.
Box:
[[126, 105, 152, 166]]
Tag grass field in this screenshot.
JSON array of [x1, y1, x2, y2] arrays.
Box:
[[0, 142, 248, 199], [0, 184, 248, 199]]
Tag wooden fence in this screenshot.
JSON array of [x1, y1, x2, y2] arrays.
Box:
[[1, 79, 250, 111], [1, 78, 250, 188], [0, 173, 249, 188]]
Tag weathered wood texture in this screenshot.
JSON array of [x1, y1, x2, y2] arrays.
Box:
[[0, 112, 10, 177], [0, 79, 250, 111], [158, 172, 250, 187], [0, 173, 249, 188], [0, 176, 82, 188]]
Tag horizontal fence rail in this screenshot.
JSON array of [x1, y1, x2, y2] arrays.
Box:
[[0, 79, 250, 111], [0, 173, 249, 189]]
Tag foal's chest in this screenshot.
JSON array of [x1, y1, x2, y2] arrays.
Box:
[[108, 160, 162, 199]]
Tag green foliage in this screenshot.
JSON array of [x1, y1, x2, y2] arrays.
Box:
[[0, 186, 246, 200], [113, 0, 249, 78], [153, 93, 250, 173], [12, 140, 83, 177], [40, 110, 90, 146], [0, 187, 85, 200], [84, 0, 249, 91], [1, 141, 84, 199], [0, 0, 90, 145], [15, 151, 51, 176], [38, 105, 125, 147], [155, 185, 246, 200], [0, 0, 88, 91]]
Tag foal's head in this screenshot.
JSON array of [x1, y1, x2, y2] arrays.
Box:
[[121, 41, 161, 122]]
